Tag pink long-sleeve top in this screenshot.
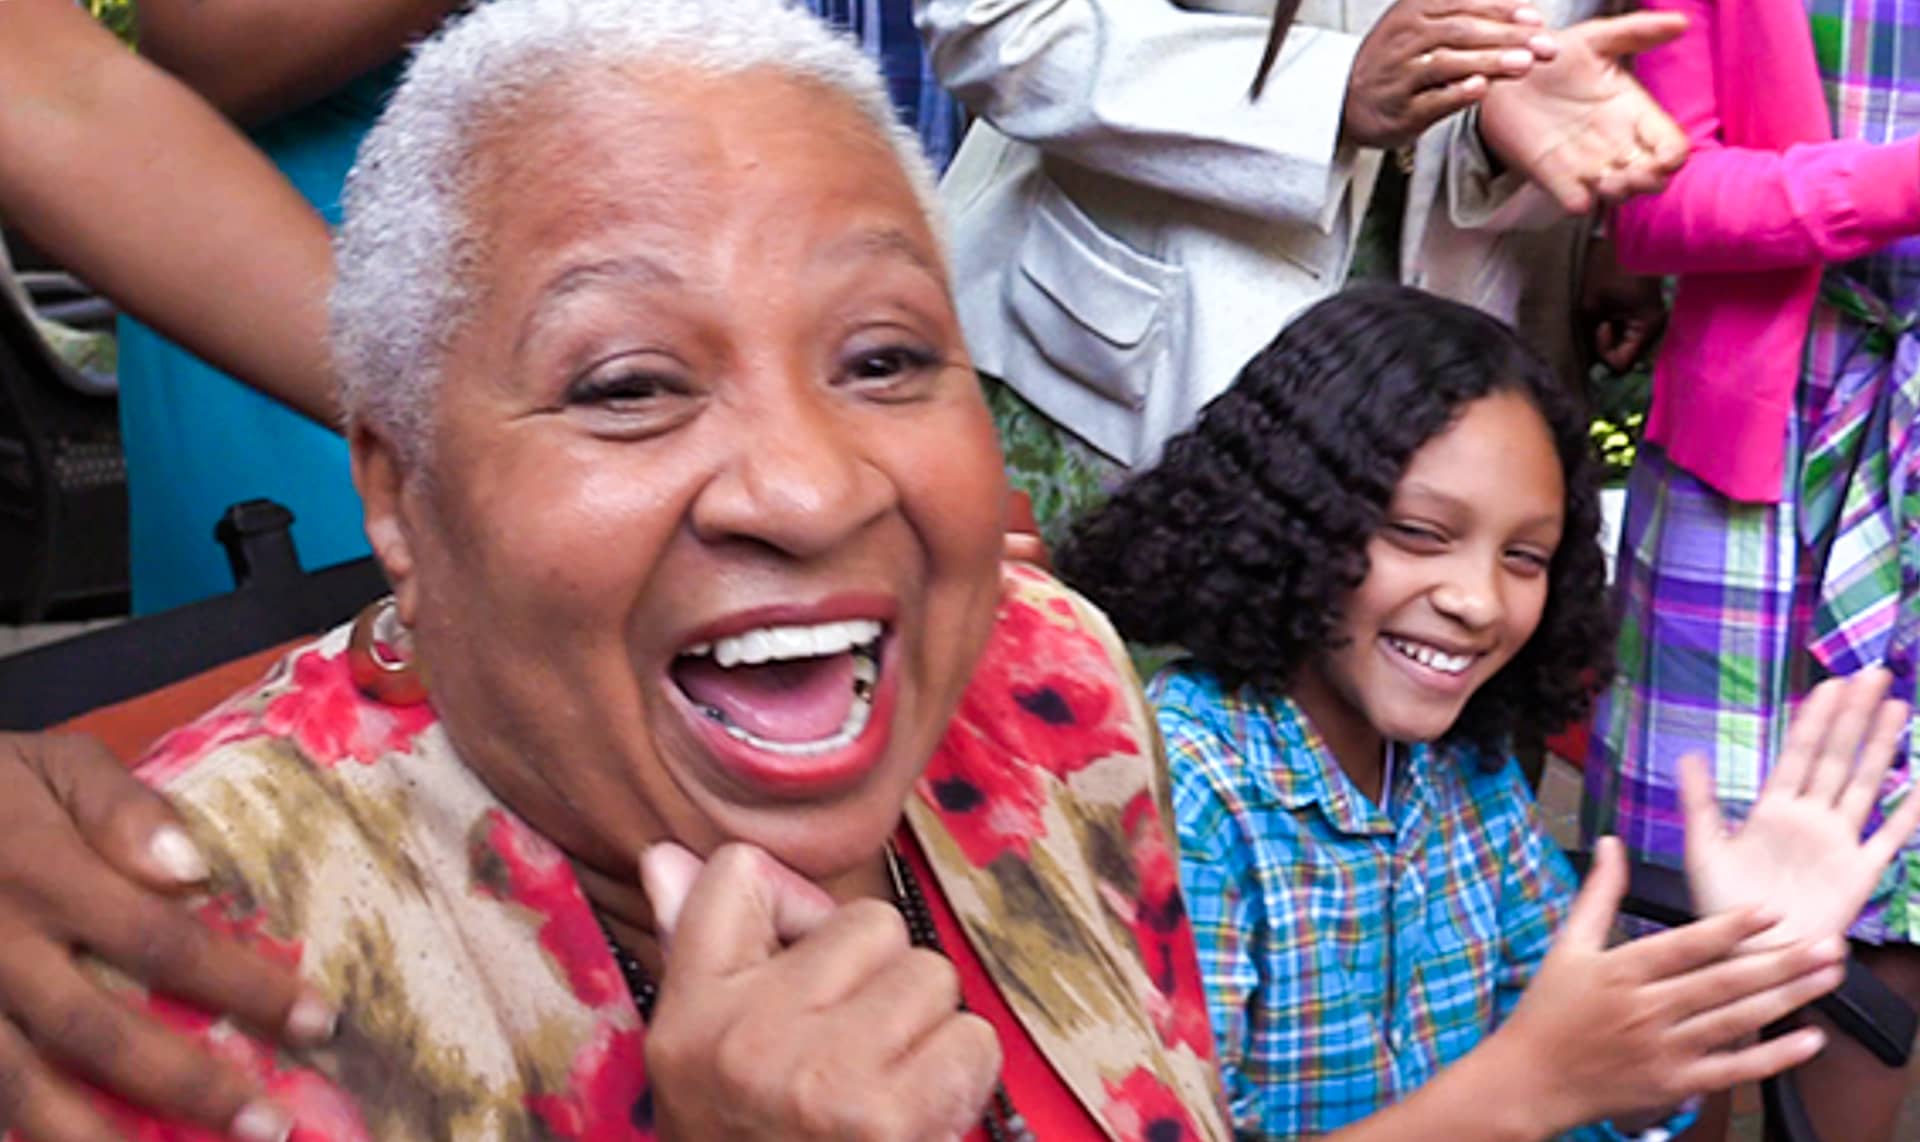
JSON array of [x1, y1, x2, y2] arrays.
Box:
[[1613, 0, 1920, 502]]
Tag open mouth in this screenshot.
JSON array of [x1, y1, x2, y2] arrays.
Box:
[[670, 619, 884, 757], [1383, 634, 1477, 677]]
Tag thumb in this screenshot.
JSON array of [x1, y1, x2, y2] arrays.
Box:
[[1562, 835, 1628, 950], [1577, 11, 1688, 58], [641, 842, 839, 978], [639, 840, 705, 941]]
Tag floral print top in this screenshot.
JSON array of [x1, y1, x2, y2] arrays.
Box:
[[40, 565, 1226, 1142]]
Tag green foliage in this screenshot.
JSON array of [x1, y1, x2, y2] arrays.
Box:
[[87, 0, 138, 47], [1588, 360, 1651, 485]]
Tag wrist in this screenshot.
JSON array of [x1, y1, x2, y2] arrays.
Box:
[[1459, 1026, 1566, 1142]]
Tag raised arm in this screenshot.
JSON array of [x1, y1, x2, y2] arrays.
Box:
[[916, 0, 1551, 227], [1611, 0, 1920, 275], [0, 0, 339, 424], [136, 0, 457, 127]]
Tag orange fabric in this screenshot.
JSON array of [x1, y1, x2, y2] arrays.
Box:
[[57, 642, 302, 764]]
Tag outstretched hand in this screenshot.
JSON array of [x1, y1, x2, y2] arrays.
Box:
[[1493, 838, 1843, 1136], [1684, 668, 1920, 951], [1477, 11, 1690, 214]]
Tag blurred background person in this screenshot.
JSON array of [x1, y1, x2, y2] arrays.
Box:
[[1581, 1, 1920, 1137], [918, 0, 1688, 544]]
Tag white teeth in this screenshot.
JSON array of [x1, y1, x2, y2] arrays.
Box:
[[1386, 636, 1473, 676], [699, 619, 884, 668]]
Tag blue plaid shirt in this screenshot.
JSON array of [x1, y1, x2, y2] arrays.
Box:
[[1154, 663, 1625, 1140]]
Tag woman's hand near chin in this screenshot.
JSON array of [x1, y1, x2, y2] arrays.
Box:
[[641, 842, 1004, 1141], [0, 732, 334, 1142]]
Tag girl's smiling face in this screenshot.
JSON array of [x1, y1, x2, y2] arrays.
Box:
[[1291, 389, 1566, 779]]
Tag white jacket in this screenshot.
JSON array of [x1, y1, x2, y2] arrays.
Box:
[[923, 0, 1590, 468]]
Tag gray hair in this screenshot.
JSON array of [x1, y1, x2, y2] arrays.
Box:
[[331, 0, 944, 451]]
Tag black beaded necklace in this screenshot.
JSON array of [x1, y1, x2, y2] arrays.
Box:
[[604, 844, 1033, 1142]]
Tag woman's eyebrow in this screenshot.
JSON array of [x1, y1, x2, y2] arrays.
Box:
[[537, 254, 685, 308], [515, 254, 686, 355], [811, 226, 942, 277]]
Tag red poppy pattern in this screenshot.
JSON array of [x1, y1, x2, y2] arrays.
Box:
[[31, 576, 1228, 1142], [1102, 1066, 1208, 1142], [259, 648, 438, 767], [470, 809, 626, 1009]]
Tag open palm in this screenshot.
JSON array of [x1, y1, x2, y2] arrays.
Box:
[[1683, 670, 1920, 950], [1478, 12, 1689, 214]]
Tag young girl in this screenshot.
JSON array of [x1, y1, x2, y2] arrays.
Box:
[[1059, 285, 1920, 1140]]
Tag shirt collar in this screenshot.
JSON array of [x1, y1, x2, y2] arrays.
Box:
[[1245, 690, 1434, 837]]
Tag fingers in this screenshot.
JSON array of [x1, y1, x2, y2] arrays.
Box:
[[0, 1017, 124, 1142], [648, 843, 838, 981], [1678, 753, 1725, 854], [1768, 674, 1842, 797], [1605, 318, 1656, 372], [639, 841, 704, 941], [1863, 743, 1920, 870], [1560, 836, 1628, 950], [1667, 955, 1845, 1050], [1615, 905, 1780, 982], [5, 957, 293, 1142], [3, 734, 206, 892], [1648, 935, 1844, 1025], [1837, 690, 1909, 828], [838, 946, 964, 1056], [1634, 109, 1690, 173], [1418, 6, 1558, 55], [1574, 11, 1689, 60], [1401, 75, 1491, 137], [1669, 1025, 1828, 1095], [1807, 669, 1893, 806], [888, 1012, 1003, 1141], [1418, 46, 1539, 86], [68, 883, 328, 1047], [1527, 154, 1597, 216]]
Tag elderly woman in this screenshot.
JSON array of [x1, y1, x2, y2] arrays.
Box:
[[0, 0, 1882, 1139]]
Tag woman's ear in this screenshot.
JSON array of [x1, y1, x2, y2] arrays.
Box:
[[349, 420, 422, 626]]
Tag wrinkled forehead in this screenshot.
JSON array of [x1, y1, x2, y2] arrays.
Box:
[[458, 65, 938, 261]]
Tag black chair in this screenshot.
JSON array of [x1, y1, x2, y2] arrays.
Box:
[[1564, 850, 1917, 1142], [0, 499, 387, 730], [0, 246, 128, 621]]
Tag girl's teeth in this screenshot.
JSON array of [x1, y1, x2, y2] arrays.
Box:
[[1389, 637, 1471, 675]]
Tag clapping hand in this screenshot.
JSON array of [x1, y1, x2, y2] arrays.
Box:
[[1339, 0, 1560, 150], [1477, 11, 1690, 213], [1683, 668, 1920, 951], [1493, 838, 1844, 1134]]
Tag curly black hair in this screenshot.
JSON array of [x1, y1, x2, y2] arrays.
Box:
[[1057, 284, 1615, 754]]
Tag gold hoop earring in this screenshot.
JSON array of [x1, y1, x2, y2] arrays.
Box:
[[348, 598, 429, 706]]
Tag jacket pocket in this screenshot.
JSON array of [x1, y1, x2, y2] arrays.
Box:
[[1005, 179, 1183, 412]]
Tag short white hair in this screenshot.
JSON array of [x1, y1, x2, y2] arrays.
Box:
[[331, 0, 944, 451]]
